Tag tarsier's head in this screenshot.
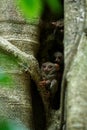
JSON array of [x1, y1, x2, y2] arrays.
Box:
[[54, 52, 63, 64], [41, 62, 59, 74]]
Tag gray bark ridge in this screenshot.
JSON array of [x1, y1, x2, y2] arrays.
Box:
[[0, 36, 41, 85], [60, 0, 87, 130]]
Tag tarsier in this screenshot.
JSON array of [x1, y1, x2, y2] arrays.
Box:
[[39, 62, 59, 103], [53, 51, 64, 86], [53, 51, 63, 65], [52, 51, 64, 108]]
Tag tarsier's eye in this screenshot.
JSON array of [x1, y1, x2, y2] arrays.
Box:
[[48, 65, 52, 69], [43, 65, 46, 68], [58, 56, 61, 59]]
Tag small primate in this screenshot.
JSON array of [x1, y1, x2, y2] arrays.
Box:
[[53, 51, 63, 65], [53, 51, 64, 75], [51, 52, 64, 109], [39, 62, 59, 102]]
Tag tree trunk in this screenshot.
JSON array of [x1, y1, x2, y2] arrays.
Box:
[[63, 0, 87, 129], [0, 0, 40, 129]]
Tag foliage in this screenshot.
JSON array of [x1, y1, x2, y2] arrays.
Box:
[[46, 0, 62, 13], [0, 51, 18, 87], [17, 0, 43, 19], [17, 0, 63, 21], [0, 120, 29, 130], [0, 67, 13, 86]]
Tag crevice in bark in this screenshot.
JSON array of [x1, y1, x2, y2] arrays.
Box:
[[30, 79, 47, 130], [38, 1, 64, 110], [31, 1, 64, 130]]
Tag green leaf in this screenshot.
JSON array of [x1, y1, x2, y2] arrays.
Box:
[[17, 0, 43, 20], [0, 67, 13, 86], [46, 0, 62, 14], [0, 119, 29, 130]]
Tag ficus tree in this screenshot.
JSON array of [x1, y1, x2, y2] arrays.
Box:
[[0, 0, 63, 130]]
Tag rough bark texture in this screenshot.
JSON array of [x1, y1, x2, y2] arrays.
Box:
[[0, 0, 40, 129], [64, 0, 87, 129], [0, 37, 41, 84]]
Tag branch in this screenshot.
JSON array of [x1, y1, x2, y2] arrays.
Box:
[[0, 36, 41, 84], [0, 36, 50, 111]]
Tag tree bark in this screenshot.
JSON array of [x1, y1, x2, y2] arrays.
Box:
[[0, 0, 40, 129], [63, 0, 87, 129]]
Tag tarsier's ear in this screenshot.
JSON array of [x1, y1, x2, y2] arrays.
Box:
[[55, 64, 60, 71]]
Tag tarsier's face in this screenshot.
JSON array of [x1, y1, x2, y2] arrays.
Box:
[[41, 62, 56, 73], [54, 52, 63, 64]]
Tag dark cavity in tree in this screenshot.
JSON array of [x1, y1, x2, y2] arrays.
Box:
[[38, 0, 64, 110], [31, 0, 64, 129], [30, 80, 46, 130]]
